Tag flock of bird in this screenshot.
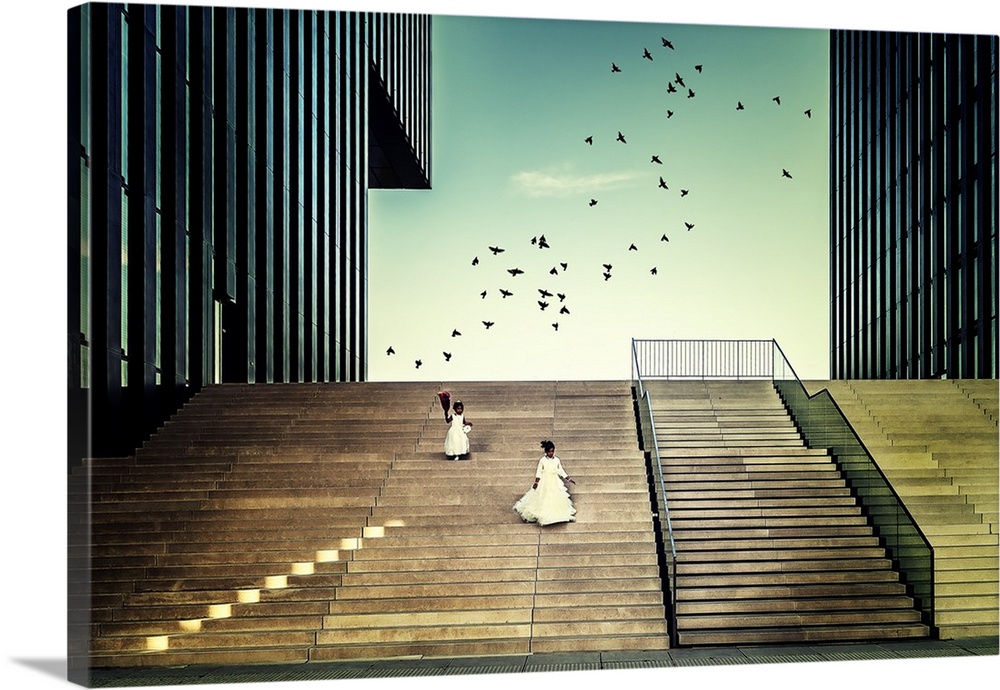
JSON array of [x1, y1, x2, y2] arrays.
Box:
[[385, 30, 813, 372]]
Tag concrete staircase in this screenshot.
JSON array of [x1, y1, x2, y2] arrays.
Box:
[[806, 379, 999, 640], [643, 380, 931, 646], [71, 381, 666, 669]]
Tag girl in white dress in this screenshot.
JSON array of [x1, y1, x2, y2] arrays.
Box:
[[444, 400, 472, 459], [514, 440, 576, 525]]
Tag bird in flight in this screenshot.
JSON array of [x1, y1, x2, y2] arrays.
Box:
[[451, 329, 462, 337], [584, 135, 593, 145], [386, 346, 395, 355], [666, 82, 677, 94], [443, 352, 452, 361], [538, 236, 550, 249], [661, 234, 669, 242], [507, 268, 524, 277], [557, 292, 567, 302], [538, 301, 550, 311], [415, 359, 422, 369], [658, 177, 669, 189], [680, 189, 690, 197], [694, 64, 703, 73], [662, 37, 674, 49], [603, 263, 613, 271], [674, 73, 685, 87], [482, 321, 494, 329], [628, 243, 638, 251], [651, 155, 662, 164], [687, 88, 696, 99], [616, 131, 627, 144], [782, 169, 793, 179], [603, 272, 612, 281], [489, 245, 505, 255], [480, 290, 487, 299], [643, 47, 653, 61], [471, 256, 479, 266], [773, 96, 781, 105], [538, 288, 553, 298], [650, 267, 658, 275], [611, 62, 621, 73], [552, 323, 559, 331], [500, 288, 514, 298], [736, 101, 745, 111], [666, 110, 674, 119], [549, 267, 559, 275], [804, 109, 812, 118], [560, 262, 568, 271], [685, 222, 695, 231], [559, 305, 570, 315], [589, 199, 598, 207]]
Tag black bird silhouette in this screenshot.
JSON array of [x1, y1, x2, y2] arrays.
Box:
[[603, 272, 612, 281], [500, 288, 514, 298], [538, 289, 553, 298], [736, 101, 745, 111], [482, 321, 494, 329], [538, 301, 550, 310], [658, 177, 669, 189], [480, 290, 487, 299], [804, 109, 812, 118], [643, 47, 653, 61], [560, 262, 568, 271], [584, 135, 593, 144], [538, 236, 550, 249], [694, 64, 703, 72], [552, 323, 559, 331], [415, 359, 422, 369], [507, 268, 524, 277], [651, 155, 662, 164], [386, 346, 395, 355], [666, 110, 674, 119], [489, 245, 505, 255], [530, 236, 537, 245], [616, 131, 627, 144], [661, 37, 674, 49], [685, 222, 695, 231], [661, 234, 670, 242], [651, 267, 658, 275], [443, 352, 452, 361], [611, 62, 621, 73], [674, 73, 685, 87], [680, 189, 689, 197], [451, 329, 462, 337], [666, 82, 677, 94], [559, 305, 570, 315], [589, 199, 598, 207], [549, 267, 558, 275], [472, 256, 479, 266], [687, 88, 696, 99], [782, 169, 793, 179], [628, 243, 638, 251], [773, 96, 781, 105], [557, 293, 566, 301], [603, 263, 613, 271]]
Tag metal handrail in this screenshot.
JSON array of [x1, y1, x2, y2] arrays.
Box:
[[630, 339, 679, 647]]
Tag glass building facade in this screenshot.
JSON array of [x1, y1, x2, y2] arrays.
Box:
[[830, 30, 997, 380], [67, 3, 432, 458]]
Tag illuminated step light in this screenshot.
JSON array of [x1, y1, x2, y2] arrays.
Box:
[[178, 619, 203, 632], [291, 562, 315, 575], [208, 604, 232, 619], [383, 519, 406, 527], [237, 589, 261, 604], [315, 550, 340, 562], [145, 636, 169, 652], [340, 538, 362, 550], [363, 526, 385, 538], [265, 575, 288, 589]]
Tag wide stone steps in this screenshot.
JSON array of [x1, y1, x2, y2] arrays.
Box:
[[644, 379, 931, 646], [809, 378, 999, 640]]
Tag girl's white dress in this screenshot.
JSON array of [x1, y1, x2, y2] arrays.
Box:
[[513, 455, 576, 525], [444, 413, 470, 456]]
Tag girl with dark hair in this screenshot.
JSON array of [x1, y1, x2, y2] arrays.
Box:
[[513, 439, 576, 525], [443, 399, 472, 460]]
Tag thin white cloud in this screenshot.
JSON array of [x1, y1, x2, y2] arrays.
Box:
[[511, 168, 639, 197]]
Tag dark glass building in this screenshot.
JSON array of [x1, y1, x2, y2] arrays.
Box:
[[67, 3, 432, 459], [830, 30, 997, 379]]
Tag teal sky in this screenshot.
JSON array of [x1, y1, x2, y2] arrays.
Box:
[[369, 13, 831, 381]]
